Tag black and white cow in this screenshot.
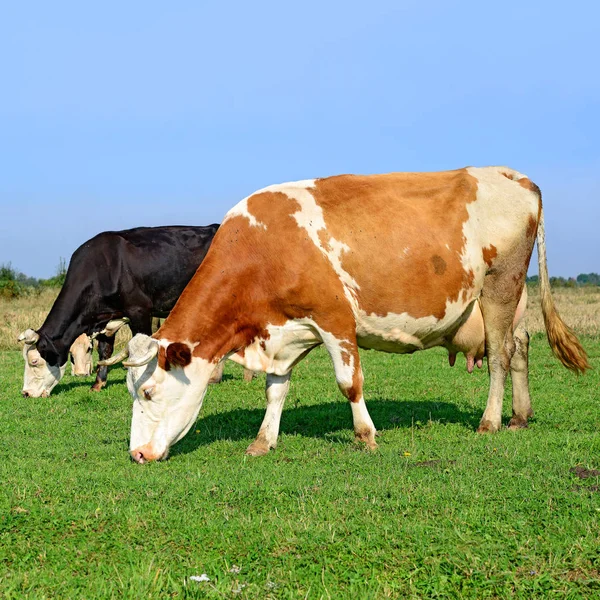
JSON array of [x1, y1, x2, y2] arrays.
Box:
[[19, 225, 221, 397]]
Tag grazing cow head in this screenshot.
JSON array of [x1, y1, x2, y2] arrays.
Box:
[[19, 329, 67, 398], [18, 318, 129, 397], [70, 333, 94, 376], [100, 333, 217, 463]]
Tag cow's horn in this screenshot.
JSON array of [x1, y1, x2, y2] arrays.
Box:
[[102, 318, 130, 337], [18, 329, 39, 345], [123, 344, 159, 368], [98, 347, 130, 366], [90, 317, 130, 340]]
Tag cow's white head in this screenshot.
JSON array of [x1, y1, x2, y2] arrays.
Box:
[[18, 318, 129, 398], [70, 333, 94, 376], [19, 330, 67, 398], [100, 333, 215, 463]]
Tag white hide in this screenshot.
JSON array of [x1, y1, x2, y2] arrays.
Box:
[[126, 334, 216, 460], [21, 344, 67, 397]]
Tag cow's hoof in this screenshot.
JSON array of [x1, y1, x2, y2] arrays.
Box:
[[476, 420, 500, 434], [243, 369, 254, 382], [90, 382, 106, 392], [508, 416, 529, 430], [246, 440, 271, 456], [355, 428, 378, 450], [208, 376, 222, 385]]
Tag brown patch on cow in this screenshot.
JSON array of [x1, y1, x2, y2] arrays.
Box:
[[259, 340, 267, 351], [431, 255, 446, 275], [157, 346, 170, 371], [570, 466, 600, 479], [500, 171, 516, 181], [166, 342, 192, 369], [343, 385, 360, 403], [526, 215, 538, 239], [310, 168, 479, 320], [482, 244, 497, 268], [518, 177, 541, 197]]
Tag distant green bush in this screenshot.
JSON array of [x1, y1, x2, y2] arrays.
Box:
[[0, 264, 29, 299], [527, 273, 599, 288], [39, 257, 67, 288]]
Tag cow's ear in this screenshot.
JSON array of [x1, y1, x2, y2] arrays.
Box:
[[165, 342, 192, 369]]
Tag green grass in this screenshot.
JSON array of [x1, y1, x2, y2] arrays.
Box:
[[1, 336, 600, 599]]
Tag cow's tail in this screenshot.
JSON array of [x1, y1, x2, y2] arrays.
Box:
[[537, 205, 590, 374]]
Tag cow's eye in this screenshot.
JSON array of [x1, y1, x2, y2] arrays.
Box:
[[30, 359, 38, 366], [143, 387, 154, 400]]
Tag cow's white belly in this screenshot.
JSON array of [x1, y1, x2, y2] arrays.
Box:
[[355, 297, 476, 354]]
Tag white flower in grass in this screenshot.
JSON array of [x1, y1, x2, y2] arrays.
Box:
[[190, 574, 210, 582]]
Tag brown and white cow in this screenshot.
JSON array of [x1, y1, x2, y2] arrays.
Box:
[[105, 167, 589, 463]]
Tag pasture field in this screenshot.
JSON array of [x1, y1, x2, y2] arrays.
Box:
[[1, 328, 600, 598]]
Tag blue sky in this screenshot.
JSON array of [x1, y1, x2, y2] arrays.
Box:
[[1, 1, 598, 278]]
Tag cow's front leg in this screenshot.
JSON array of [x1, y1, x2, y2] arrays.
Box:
[[246, 372, 292, 456], [326, 337, 377, 450], [508, 325, 534, 429], [92, 333, 115, 391]]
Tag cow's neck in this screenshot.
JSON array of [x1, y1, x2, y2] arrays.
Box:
[[157, 263, 265, 364], [37, 285, 95, 359]]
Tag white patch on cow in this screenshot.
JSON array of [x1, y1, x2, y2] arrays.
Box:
[[350, 397, 376, 435], [462, 167, 539, 280], [128, 351, 215, 461], [227, 318, 322, 375], [355, 296, 476, 354]]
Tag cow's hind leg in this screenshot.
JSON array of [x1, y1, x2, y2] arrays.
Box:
[[324, 336, 377, 450], [477, 275, 523, 432], [246, 372, 292, 456], [508, 325, 533, 429], [92, 333, 115, 392]]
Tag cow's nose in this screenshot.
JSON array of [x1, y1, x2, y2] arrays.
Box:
[[131, 450, 147, 464], [22, 391, 30, 398]]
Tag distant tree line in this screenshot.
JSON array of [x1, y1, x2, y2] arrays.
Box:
[[0, 259, 67, 299], [526, 273, 600, 288]]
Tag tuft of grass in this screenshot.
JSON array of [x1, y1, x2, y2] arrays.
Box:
[[1, 336, 600, 598]]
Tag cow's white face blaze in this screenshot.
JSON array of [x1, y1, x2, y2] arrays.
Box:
[[21, 345, 66, 397], [125, 334, 216, 463]]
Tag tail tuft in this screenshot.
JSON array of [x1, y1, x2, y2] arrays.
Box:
[[541, 293, 590, 374], [537, 204, 590, 374]]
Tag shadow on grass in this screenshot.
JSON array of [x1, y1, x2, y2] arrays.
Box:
[[170, 397, 482, 458]]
